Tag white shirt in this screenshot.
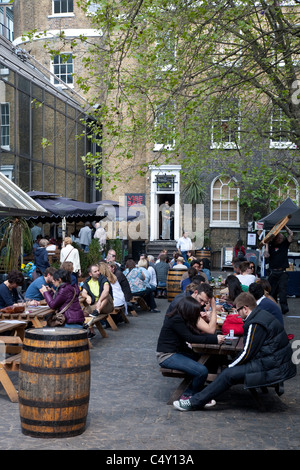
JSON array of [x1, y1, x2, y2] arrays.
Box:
[[111, 280, 125, 307], [60, 244, 81, 273], [148, 266, 157, 288], [177, 236, 192, 252], [236, 273, 256, 287]]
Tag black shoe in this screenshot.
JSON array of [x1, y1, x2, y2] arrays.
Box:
[[88, 331, 96, 338], [150, 309, 160, 313], [90, 309, 99, 318]]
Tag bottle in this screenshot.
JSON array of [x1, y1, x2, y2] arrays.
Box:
[[211, 277, 215, 286]]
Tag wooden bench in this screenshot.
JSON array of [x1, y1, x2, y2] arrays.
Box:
[[129, 296, 150, 315], [0, 352, 22, 402], [110, 306, 130, 326], [84, 311, 119, 337]]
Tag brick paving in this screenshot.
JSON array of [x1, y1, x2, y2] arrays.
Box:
[[0, 287, 299, 451]]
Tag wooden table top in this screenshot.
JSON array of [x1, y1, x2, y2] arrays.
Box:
[[0, 320, 27, 335], [191, 336, 244, 356]]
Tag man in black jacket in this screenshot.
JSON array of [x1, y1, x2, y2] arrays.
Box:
[[81, 264, 113, 316], [173, 292, 296, 411]]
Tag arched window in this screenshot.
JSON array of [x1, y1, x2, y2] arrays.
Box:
[[210, 176, 240, 227], [271, 176, 299, 206]]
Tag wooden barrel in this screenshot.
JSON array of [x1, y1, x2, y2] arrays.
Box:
[[195, 250, 211, 266], [18, 328, 90, 438], [167, 269, 187, 302]]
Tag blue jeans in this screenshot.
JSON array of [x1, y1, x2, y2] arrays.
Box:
[[190, 364, 247, 408], [160, 352, 208, 395]]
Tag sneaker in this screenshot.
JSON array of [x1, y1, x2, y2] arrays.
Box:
[[150, 309, 160, 313], [90, 309, 99, 318], [204, 399, 216, 409], [173, 398, 193, 411], [180, 394, 192, 400]]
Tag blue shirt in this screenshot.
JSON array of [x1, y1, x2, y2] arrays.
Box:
[[25, 276, 53, 301], [0, 282, 19, 308]]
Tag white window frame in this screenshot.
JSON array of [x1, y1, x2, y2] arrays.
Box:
[[1, 102, 10, 150], [50, 0, 74, 17], [210, 175, 240, 228], [271, 176, 299, 205], [270, 106, 297, 149], [0, 165, 13, 180], [211, 99, 241, 150], [51, 53, 74, 88], [153, 101, 176, 151]]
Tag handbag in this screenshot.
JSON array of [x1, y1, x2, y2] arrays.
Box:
[[221, 314, 244, 336], [46, 287, 77, 327]]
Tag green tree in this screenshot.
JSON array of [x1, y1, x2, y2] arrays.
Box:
[[26, 0, 300, 218]]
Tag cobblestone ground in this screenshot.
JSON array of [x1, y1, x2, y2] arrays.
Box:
[[0, 284, 299, 451]]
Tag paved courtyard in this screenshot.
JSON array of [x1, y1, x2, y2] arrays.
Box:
[[0, 283, 299, 452]]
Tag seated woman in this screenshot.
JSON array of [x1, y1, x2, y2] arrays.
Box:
[[157, 296, 225, 402], [0, 270, 24, 308], [124, 259, 159, 312], [40, 268, 85, 329], [99, 262, 127, 322], [220, 274, 243, 307]]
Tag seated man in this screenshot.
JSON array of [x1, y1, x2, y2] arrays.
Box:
[[0, 270, 25, 308], [81, 264, 114, 316], [24, 267, 57, 302], [173, 292, 296, 411]]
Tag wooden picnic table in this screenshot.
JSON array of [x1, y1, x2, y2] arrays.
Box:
[[0, 319, 28, 402], [0, 305, 53, 328]]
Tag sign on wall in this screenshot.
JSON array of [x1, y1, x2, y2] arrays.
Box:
[[125, 193, 145, 207]]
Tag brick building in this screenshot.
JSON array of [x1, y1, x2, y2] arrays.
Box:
[[9, 1, 300, 263]]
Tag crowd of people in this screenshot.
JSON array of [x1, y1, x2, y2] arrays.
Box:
[[0, 225, 296, 412]]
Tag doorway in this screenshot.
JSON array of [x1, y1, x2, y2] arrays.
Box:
[[149, 165, 181, 241], [157, 194, 175, 239]]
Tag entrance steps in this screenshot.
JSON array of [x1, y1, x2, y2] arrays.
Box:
[[146, 240, 177, 260]]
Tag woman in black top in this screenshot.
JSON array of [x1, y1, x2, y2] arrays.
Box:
[[157, 297, 225, 399]]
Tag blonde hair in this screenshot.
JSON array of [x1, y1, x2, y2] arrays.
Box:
[[39, 238, 49, 247], [64, 237, 73, 245], [98, 262, 116, 284], [138, 259, 148, 269], [61, 261, 74, 272]]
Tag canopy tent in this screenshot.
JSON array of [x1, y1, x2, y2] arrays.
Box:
[[95, 203, 141, 221], [27, 191, 98, 222], [259, 198, 300, 231], [0, 175, 48, 218]]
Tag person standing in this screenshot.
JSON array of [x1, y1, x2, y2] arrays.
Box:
[[263, 225, 293, 315], [161, 201, 171, 240], [78, 222, 92, 252], [34, 238, 50, 276], [94, 223, 107, 253], [173, 292, 296, 411], [60, 237, 81, 281], [177, 231, 192, 263]]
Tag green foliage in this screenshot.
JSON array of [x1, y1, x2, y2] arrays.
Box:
[[0, 217, 32, 272]]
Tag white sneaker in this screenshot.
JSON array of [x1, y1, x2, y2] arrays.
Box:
[[204, 399, 216, 409]]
